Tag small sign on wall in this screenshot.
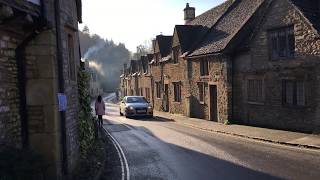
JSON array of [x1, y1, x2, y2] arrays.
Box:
[[58, 93, 67, 112]]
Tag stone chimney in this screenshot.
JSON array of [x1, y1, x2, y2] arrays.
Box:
[[123, 63, 127, 74], [184, 3, 195, 24]]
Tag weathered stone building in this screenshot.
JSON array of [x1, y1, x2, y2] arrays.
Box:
[[120, 0, 320, 133], [0, 0, 82, 179], [232, 0, 320, 132], [149, 35, 173, 111]]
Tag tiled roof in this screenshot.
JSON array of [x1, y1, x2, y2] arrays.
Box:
[[0, 0, 41, 17], [186, 0, 236, 28], [156, 35, 173, 57], [189, 0, 265, 57], [175, 25, 204, 53]]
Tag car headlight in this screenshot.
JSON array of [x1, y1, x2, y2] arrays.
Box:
[[127, 106, 134, 110]]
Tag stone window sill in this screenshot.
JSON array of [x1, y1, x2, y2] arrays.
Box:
[[173, 101, 182, 104], [200, 76, 209, 79], [247, 101, 264, 105], [282, 104, 306, 109]]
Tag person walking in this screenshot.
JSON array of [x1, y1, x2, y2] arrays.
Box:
[[95, 95, 105, 127]]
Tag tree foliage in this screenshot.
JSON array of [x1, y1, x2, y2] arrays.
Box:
[[79, 26, 130, 92]]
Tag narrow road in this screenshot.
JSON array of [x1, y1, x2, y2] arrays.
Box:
[[102, 103, 320, 180]]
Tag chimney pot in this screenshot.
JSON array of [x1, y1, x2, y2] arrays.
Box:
[[184, 3, 195, 24]]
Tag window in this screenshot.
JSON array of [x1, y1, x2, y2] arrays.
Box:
[[156, 82, 161, 99], [283, 80, 305, 106], [247, 79, 264, 102], [198, 83, 206, 103], [173, 82, 182, 102], [200, 59, 209, 76], [269, 26, 294, 60], [67, 34, 76, 80], [187, 61, 192, 79], [173, 46, 179, 64], [155, 53, 161, 65], [145, 88, 151, 101]]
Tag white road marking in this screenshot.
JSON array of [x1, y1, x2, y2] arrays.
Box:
[[103, 126, 130, 180]]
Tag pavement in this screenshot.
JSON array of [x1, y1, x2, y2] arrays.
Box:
[[154, 111, 320, 150]]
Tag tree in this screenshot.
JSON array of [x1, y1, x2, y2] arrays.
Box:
[[82, 25, 90, 34], [79, 27, 130, 92]]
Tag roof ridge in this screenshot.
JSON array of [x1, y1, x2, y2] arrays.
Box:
[[186, 0, 240, 56]]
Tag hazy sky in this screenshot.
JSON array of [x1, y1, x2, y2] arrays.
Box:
[[79, 0, 225, 52]]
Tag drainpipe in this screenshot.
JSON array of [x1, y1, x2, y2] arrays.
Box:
[[16, 0, 47, 149], [54, 0, 68, 177]]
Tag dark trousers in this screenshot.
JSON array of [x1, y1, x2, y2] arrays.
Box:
[[98, 115, 103, 127]]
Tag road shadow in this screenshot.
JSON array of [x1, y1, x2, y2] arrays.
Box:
[[126, 116, 174, 122], [113, 125, 286, 180]]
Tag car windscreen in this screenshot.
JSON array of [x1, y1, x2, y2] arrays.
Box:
[[126, 97, 147, 103]]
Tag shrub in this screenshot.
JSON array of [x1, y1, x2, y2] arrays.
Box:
[[78, 70, 96, 157]]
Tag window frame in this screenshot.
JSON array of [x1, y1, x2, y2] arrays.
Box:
[[67, 33, 76, 81], [173, 82, 182, 102], [198, 82, 206, 104], [156, 82, 161, 99], [200, 59, 209, 77], [268, 25, 295, 60], [282, 80, 305, 107], [172, 46, 180, 64], [247, 78, 264, 104]]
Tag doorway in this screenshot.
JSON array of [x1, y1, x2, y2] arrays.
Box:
[[209, 85, 218, 122], [164, 84, 169, 112]]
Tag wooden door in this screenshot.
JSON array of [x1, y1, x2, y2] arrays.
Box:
[[209, 85, 218, 122]]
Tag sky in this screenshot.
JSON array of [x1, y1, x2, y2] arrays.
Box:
[[79, 0, 225, 52]]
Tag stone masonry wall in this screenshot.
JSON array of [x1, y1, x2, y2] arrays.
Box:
[[60, 0, 81, 173], [162, 54, 189, 116], [189, 56, 232, 123], [0, 31, 22, 148], [150, 64, 162, 111], [233, 0, 320, 132]]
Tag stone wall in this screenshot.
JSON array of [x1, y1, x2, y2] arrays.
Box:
[[0, 31, 22, 148], [60, 0, 81, 173], [189, 56, 232, 123], [233, 0, 320, 132], [162, 55, 189, 116], [150, 64, 162, 111]]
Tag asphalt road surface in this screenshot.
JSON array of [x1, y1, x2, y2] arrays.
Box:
[[102, 103, 320, 180]]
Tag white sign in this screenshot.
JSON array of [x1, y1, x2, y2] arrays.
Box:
[[58, 93, 67, 112], [27, 0, 41, 5]]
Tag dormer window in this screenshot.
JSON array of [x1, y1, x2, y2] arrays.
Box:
[[173, 46, 180, 64]]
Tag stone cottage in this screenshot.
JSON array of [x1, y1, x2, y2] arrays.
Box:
[[149, 35, 173, 111], [0, 0, 82, 179], [185, 0, 320, 132], [120, 0, 320, 133]]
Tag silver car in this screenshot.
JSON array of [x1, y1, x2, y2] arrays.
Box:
[[120, 96, 153, 118]]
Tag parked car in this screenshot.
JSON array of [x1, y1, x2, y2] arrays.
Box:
[[120, 96, 153, 118]]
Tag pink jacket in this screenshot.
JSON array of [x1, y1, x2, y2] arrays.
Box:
[[95, 101, 105, 115]]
